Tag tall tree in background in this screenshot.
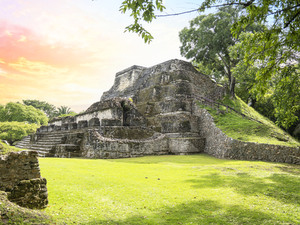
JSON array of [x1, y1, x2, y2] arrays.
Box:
[[0, 102, 48, 125], [22, 99, 57, 119], [56, 105, 77, 117], [179, 7, 243, 97]]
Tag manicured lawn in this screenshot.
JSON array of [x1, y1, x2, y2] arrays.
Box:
[[39, 155, 300, 224]]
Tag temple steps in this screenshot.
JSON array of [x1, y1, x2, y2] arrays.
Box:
[[15, 136, 31, 149], [15, 132, 66, 157], [15, 130, 84, 157]]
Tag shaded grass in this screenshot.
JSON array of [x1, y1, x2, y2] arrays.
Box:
[[39, 155, 300, 224], [199, 96, 300, 147]]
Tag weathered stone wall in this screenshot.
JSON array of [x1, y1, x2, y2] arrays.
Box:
[[195, 106, 300, 164], [0, 151, 48, 208], [81, 129, 170, 159]]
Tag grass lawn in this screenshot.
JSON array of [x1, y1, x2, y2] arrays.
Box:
[[39, 155, 300, 225]]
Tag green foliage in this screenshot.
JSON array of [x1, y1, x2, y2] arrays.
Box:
[[40, 156, 300, 224], [0, 140, 22, 155], [200, 0, 300, 128], [199, 96, 299, 147], [56, 105, 73, 116], [231, 31, 300, 129], [120, 0, 165, 43], [179, 6, 263, 96], [22, 99, 57, 119], [0, 102, 48, 125], [179, 6, 239, 78], [0, 122, 39, 144], [58, 112, 78, 118]]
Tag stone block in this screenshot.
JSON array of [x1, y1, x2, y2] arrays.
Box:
[[54, 125, 61, 131], [101, 119, 122, 126], [61, 124, 69, 131], [8, 178, 48, 209], [68, 122, 78, 130], [88, 118, 100, 127], [78, 120, 88, 129]]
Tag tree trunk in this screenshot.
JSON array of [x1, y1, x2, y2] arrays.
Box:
[[230, 76, 235, 98]]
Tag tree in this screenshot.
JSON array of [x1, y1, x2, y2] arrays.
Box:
[[22, 99, 57, 119], [179, 7, 241, 97], [230, 31, 300, 128], [56, 106, 74, 117], [0, 122, 39, 145], [0, 102, 48, 125], [179, 6, 263, 97], [121, 0, 299, 46], [120, 0, 165, 43]]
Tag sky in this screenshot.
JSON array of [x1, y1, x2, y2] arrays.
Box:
[[0, 0, 204, 112]]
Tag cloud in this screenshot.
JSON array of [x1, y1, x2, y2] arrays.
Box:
[[8, 57, 69, 77]]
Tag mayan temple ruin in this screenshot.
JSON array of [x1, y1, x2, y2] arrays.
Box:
[[16, 59, 300, 164]]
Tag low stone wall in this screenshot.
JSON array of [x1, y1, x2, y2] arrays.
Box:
[[8, 178, 48, 209], [0, 151, 48, 209], [226, 139, 300, 164], [82, 130, 170, 159], [196, 106, 300, 164]]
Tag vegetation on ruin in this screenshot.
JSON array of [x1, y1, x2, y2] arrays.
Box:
[[35, 155, 300, 224], [0, 140, 23, 155], [198, 96, 300, 147], [0, 191, 51, 224]]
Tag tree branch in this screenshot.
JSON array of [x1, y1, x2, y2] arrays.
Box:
[[156, 9, 199, 17], [156, 1, 255, 18], [284, 9, 300, 28]]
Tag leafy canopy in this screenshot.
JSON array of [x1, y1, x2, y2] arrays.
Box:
[[120, 0, 165, 43], [0, 122, 39, 144], [22, 99, 57, 118], [0, 102, 48, 125]]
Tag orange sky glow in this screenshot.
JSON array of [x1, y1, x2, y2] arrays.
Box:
[[0, 0, 201, 112]]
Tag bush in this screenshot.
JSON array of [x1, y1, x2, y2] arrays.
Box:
[[0, 102, 48, 125], [0, 122, 39, 144], [0, 140, 22, 155]]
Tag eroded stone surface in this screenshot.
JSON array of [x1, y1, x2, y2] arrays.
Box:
[[0, 151, 48, 209]]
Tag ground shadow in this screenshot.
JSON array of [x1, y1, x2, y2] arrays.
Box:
[[186, 172, 300, 205], [83, 199, 294, 225]]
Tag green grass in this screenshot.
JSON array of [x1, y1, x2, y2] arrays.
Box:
[[0, 140, 22, 155], [199, 96, 300, 147], [38, 155, 300, 224]]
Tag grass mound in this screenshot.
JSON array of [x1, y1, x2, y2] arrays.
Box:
[[39, 155, 300, 224], [0, 141, 22, 156], [199, 96, 300, 147], [0, 191, 51, 224]]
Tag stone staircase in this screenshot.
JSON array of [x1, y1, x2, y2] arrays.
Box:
[[15, 135, 31, 149], [16, 132, 67, 157]]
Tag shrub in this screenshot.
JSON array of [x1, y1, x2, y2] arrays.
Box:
[[0, 122, 39, 144], [0, 102, 48, 125]]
